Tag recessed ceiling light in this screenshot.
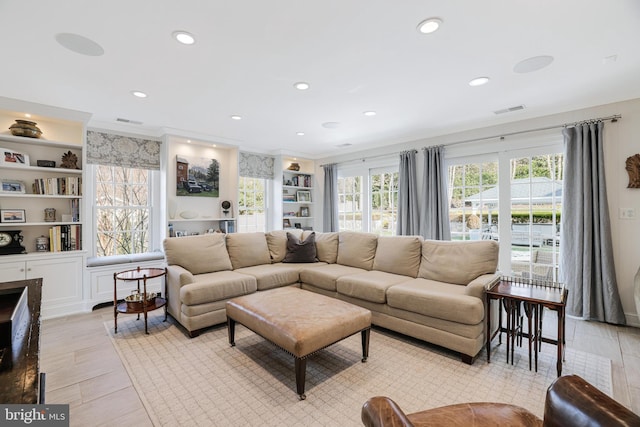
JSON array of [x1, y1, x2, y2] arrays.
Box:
[[294, 82, 310, 90], [55, 33, 105, 56], [187, 140, 192, 143], [468, 77, 490, 87], [417, 18, 442, 34], [131, 90, 147, 98], [212, 144, 217, 147], [25, 113, 31, 118], [231, 115, 242, 120], [363, 111, 377, 116], [296, 132, 305, 136], [513, 55, 554, 73], [172, 31, 195, 45]]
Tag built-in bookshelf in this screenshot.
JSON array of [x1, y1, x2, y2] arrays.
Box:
[[282, 158, 314, 230]]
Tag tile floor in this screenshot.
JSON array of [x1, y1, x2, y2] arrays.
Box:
[[40, 307, 640, 426]]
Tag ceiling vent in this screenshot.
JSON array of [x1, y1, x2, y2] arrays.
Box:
[[336, 143, 352, 148], [494, 105, 525, 115], [116, 117, 143, 125]]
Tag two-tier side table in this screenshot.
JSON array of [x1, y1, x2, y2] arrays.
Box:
[[113, 267, 167, 334]]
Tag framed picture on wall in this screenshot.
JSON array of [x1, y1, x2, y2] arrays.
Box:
[[175, 155, 220, 197]]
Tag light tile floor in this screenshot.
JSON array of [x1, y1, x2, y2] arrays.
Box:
[[40, 308, 640, 426]]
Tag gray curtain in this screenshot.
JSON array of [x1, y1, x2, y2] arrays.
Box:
[[420, 145, 451, 240], [560, 122, 626, 324], [323, 163, 339, 232], [397, 150, 419, 235]]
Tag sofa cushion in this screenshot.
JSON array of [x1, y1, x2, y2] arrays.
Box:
[[373, 235, 423, 278], [386, 278, 484, 325], [226, 232, 272, 269], [299, 264, 367, 292], [336, 271, 412, 304], [418, 240, 499, 285], [234, 264, 301, 291], [180, 270, 257, 306], [305, 231, 339, 264], [266, 229, 303, 262], [283, 232, 317, 263], [163, 234, 232, 274], [337, 231, 377, 270]]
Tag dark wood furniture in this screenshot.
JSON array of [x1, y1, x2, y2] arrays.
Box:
[[0, 278, 43, 404], [486, 276, 568, 377], [113, 267, 167, 334]]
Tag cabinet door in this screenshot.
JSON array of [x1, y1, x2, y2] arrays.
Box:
[[0, 260, 27, 282], [27, 256, 83, 309]]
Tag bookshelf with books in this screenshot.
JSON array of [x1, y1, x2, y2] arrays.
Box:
[[281, 158, 315, 230]]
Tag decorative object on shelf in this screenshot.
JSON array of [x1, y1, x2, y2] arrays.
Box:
[[0, 209, 26, 223], [60, 151, 79, 169], [287, 162, 300, 171], [300, 207, 310, 217], [8, 119, 42, 138], [296, 190, 311, 202], [179, 210, 198, 219], [36, 160, 56, 168], [44, 208, 56, 222], [0, 230, 26, 255], [221, 200, 232, 217], [0, 179, 26, 194], [36, 235, 49, 252], [283, 219, 291, 228], [176, 155, 220, 197], [1, 148, 30, 167], [294, 223, 302, 229], [625, 154, 640, 188], [168, 200, 177, 219]]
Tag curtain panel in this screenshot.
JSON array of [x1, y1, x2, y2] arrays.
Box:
[[239, 152, 275, 179], [420, 145, 451, 240], [396, 150, 419, 235], [323, 163, 339, 232], [560, 122, 626, 324], [86, 130, 161, 170]]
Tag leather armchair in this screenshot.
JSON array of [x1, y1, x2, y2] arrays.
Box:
[[362, 375, 640, 427]]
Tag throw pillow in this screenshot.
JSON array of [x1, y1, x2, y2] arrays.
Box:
[[282, 232, 317, 263]]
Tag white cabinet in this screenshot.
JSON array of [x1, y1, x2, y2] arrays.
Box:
[[0, 252, 84, 319], [282, 160, 315, 230]]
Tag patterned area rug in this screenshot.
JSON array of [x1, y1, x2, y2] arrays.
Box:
[[107, 311, 611, 427]]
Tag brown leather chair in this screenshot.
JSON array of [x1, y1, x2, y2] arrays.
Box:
[[362, 375, 640, 427]]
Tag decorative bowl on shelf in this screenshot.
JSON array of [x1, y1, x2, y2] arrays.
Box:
[[125, 292, 157, 309], [179, 210, 198, 219], [9, 120, 43, 138]]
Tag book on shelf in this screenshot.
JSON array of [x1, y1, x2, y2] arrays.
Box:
[[49, 224, 82, 252], [32, 176, 82, 196]]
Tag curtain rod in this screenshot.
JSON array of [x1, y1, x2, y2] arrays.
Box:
[[320, 114, 621, 167]]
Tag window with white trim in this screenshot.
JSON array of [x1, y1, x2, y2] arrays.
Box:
[[238, 176, 267, 233]]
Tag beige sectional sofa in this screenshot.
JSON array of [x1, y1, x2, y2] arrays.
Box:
[[163, 230, 499, 363]]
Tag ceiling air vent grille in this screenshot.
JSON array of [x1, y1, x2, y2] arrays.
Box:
[[116, 117, 143, 125], [494, 105, 525, 115], [336, 143, 352, 148]]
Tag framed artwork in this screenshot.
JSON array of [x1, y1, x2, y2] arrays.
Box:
[[0, 209, 26, 223], [0, 179, 27, 194], [176, 155, 220, 197], [1, 148, 30, 167], [296, 190, 311, 202], [283, 219, 292, 228], [300, 207, 310, 217]]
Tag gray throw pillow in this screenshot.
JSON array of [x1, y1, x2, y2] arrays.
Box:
[[282, 232, 317, 263]]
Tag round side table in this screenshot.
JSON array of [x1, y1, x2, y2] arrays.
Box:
[[113, 267, 167, 334]]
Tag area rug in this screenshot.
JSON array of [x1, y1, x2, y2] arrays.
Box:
[[107, 311, 611, 427]]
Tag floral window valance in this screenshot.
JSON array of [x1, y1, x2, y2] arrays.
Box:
[[239, 151, 275, 179], [86, 130, 162, 170]]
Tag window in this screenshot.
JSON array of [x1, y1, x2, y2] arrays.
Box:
[[337, 166, 398, 235], [338, 176, 363, 231], [238, 176, 266, 233], [95, 165, 152, 256]]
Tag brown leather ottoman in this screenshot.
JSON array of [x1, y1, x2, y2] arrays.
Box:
[[226, 286, 372, 400]]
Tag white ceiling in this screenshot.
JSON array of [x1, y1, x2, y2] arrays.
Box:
[[1, 1, 639, 158]]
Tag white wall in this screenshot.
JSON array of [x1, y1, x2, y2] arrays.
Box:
[[316, 97, 640, 326]]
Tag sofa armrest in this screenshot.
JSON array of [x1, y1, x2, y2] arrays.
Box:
[[465, 272, 500, 299], [361, 396, 413, 427], [166, 265, 195, 288], [544, 375, 640, 427]]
